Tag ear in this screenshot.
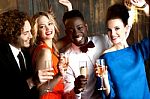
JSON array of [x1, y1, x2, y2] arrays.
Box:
[[85, 23, 88, 31], [125, 25, 131, 39]]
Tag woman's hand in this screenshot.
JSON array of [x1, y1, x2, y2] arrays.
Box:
[[38, 68, 54, 84], [94, 63, 108, 78], [125, 0, 149, 17], [130, 0, 147, 8], [59, 0, 73, 11], [94, 63, 110, 95]]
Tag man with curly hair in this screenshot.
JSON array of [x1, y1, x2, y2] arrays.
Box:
[[0, 10, 35, 99]]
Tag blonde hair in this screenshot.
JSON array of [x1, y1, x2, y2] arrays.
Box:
[[31, 11, 60, 57]]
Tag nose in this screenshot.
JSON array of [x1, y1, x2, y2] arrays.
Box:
[[111, 29, 116, 36], [73, 28, 80, 37], [29, 32, 32, 38], [46, 24, 53, 31]]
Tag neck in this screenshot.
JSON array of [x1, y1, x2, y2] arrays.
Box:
[[10, 43, 21, 50], [113, 42, 128, 50], [43, 39, 53, 48]]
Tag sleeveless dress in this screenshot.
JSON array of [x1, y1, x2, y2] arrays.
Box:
[[32, 42, 64, 99]]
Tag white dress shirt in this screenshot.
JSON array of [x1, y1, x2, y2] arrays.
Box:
[[9, 44, 26, 70], [64, 35, 111, 99]]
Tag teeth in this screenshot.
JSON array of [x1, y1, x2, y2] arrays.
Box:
[[49, 31, 52, 34], [112, 37, 117, 40], [46, 31, 52, 34], [76, 36, 82, 41]]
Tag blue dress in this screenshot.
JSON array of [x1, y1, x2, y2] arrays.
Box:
[[97, 38, 150, 99]]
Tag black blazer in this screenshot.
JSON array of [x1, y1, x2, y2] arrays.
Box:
[[0, 41, 35, 99]]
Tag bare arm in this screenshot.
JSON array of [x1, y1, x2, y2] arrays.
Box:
[[130, 0, 149, 16], [59, 0, 73, 11], [35, 48, 63, 95], [56, 35, 71, 51]]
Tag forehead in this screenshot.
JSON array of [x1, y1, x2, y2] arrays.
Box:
[[64, 17, 85, 27], [22, 20, 31, 31], [37, 15, 50, 24], [107, 18, 124, 27]]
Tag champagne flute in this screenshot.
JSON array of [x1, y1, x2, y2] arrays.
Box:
[[96, 59, 107, 90], [44, 60, 52, 92], [60, 53, 70, 83], [60, 53, 69, 73], [79, 61, 88, 91]]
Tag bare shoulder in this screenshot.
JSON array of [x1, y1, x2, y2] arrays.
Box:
[[102, 46, 116, 54], [102, 49, 111, 54], [35, 48, 52, 62], [35, 47, 52, 70], [38, 48, 52, 58]]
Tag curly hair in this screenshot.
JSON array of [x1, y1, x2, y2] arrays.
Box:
[[0, 9, 30, 45]]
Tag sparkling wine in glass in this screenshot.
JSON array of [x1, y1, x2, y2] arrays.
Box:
[[45, 60, 52, 92], [96, 59, 107, 90], [79, 61, 88, 91], [60, 53, 70, 83], [60, 53, 69, 73]]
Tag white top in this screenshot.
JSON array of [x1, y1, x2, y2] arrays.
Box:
[[64, 35, 111, 99]]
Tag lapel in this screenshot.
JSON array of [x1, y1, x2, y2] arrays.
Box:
[[0, 42, 33, 78], [2, 42, 21, 74], [22, 48, 33, 77]]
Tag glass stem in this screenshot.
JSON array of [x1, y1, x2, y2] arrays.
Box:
[[101, 77, 104, 89]]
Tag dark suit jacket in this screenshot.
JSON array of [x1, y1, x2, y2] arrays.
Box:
[[0, 41, 36, 99]]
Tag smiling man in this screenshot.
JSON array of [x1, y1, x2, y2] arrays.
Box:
[[62, 10, 111, 99], [0, 10, 35, 99]]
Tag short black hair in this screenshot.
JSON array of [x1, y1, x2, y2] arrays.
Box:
[[63, 10, 84, 23], [106, 3, 129, 26]]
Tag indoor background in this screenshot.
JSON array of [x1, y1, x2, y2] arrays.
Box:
[[0, 0, 149, 86]]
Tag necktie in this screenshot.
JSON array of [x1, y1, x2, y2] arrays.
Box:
[[17, 52, 26, 76], [80, 41, 95, 53]]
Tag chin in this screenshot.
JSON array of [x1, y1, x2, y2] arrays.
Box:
[[112, 39, 119, 44], [24, 44, 30, 48], [77, 41, 86, 46]]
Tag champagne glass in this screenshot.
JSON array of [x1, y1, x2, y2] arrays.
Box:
[[60, 53, 69, 73], [79, 61, 88, 91], [96, 59, 107, 90], [44, 60, 52, 92], [60, 53, 70, 83]]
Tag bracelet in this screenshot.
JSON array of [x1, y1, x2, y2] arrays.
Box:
[[139, 3, 148, 8]]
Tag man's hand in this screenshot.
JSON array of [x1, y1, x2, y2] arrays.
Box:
[[74, 75, 87, 94]]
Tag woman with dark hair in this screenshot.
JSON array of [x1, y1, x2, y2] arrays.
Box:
[[95, 0, 150, 98]]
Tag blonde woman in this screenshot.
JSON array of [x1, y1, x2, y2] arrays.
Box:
[[31, 11, 64, 99]]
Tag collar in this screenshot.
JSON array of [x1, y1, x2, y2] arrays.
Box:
[[70, 37, 95, 53], [9, 44, 21, 57]]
